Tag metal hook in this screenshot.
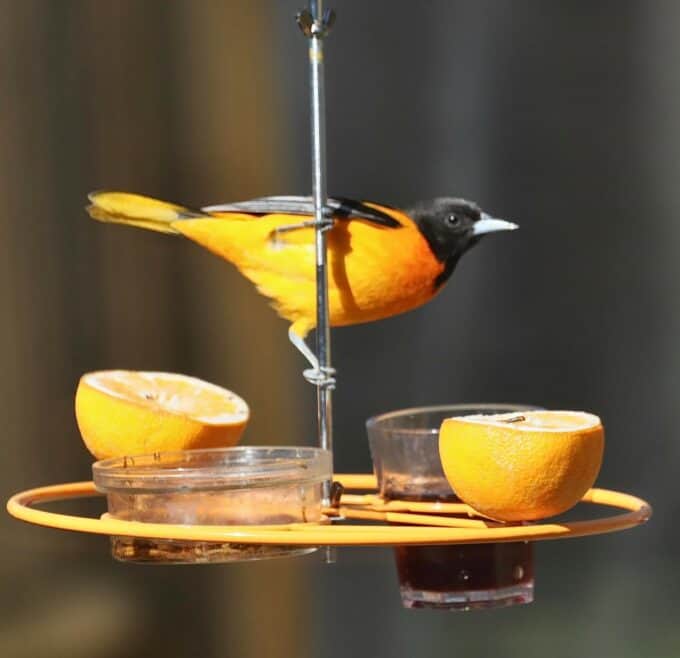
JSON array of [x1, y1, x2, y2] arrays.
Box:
[[296, 8, 336, 38], [329, 481, 344, 507]]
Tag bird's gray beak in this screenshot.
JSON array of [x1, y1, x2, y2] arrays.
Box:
[[473, 213, 519, 236]]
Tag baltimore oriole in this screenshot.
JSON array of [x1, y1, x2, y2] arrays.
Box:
[[87, 192, 517, 373]]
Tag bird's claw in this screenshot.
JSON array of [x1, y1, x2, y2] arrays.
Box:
[[303, 366, 336, 389]]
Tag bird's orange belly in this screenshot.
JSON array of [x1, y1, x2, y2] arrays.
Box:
[[327, 273, 440, 327]]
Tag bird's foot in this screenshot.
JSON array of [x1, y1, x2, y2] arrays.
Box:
[[270, 212, 334, 243], [303, 365, 336, 389], [270, 219, 332, 249], [289, 326, 336, 388]]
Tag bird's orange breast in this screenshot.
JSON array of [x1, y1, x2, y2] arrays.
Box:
[[173, 207, 444, 336], [324, 215, 444, 324]]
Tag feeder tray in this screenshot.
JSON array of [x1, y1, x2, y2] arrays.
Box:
[[7, 474, 651, 548]]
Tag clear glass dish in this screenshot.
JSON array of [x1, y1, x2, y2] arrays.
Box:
[[93, 446, 332, 564]]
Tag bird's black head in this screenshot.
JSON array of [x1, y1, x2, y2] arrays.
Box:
[[408, 197, 518, 286]]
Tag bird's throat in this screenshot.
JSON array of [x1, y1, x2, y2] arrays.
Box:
[[433, 253, 462, 289]]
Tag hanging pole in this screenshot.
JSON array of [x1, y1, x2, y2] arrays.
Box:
[[296, 3, 336, 478]]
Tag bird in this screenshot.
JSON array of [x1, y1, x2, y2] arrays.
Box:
[[87, 191, 518, 381]]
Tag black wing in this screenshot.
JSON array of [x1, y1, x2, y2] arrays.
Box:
[[203, 195, 401, 228]]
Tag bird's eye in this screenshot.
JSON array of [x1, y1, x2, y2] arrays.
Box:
[[447, 214, 460, 226]]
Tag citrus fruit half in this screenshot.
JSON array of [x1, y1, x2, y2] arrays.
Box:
[[438, 410, 604, 522], [75, 370, 249, 460]]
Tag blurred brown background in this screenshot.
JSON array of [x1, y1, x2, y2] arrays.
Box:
[[1, 1, 678, 657]]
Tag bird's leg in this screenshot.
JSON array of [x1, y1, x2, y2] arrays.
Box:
[[288, 326, 319, 368], [270, 210, 334, 245], [288, 326, 336, 389], [273, 219, 319, 236], [270, 221, 320, 249]]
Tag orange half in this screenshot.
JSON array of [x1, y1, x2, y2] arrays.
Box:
[[439, 410, 604, 522], [75, 370, 249, 460]]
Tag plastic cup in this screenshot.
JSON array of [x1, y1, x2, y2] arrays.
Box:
[[367, 404, 537, 610]]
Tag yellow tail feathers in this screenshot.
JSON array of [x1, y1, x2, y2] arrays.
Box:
[[86, 191, 207, 235]]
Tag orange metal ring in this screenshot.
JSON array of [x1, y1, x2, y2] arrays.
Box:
[[6, 476, 651, 547]]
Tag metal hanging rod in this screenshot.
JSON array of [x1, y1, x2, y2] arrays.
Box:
[[296, 2, 336, 474]]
